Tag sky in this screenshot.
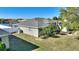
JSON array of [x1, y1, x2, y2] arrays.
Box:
[[0, 7, 61, 19]]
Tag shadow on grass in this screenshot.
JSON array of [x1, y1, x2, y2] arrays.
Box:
[[75, 36, 79, 40], [51, 35, 60, 38], [9, 35, 39, 51], [41, 34, 60, 39]]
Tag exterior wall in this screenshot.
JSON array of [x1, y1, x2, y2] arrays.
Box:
[[20, 27, 39, 37], [1, 36, 9, 49]]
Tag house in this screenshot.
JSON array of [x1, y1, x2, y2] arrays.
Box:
[[0, 29, 10, 49], [18, 18, 49, 37], [3, 19, 18, 24]]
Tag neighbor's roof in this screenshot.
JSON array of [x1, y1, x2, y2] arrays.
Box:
[[18, 18, 49, 28]]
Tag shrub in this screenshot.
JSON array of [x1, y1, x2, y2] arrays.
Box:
[[0, 41, 6, 51], [39, 23, 60, 37]]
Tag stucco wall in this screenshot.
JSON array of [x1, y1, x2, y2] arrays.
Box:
[[20, 27, 39, 37], [2, 36, 9, 49]]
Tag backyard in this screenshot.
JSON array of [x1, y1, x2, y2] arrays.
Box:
[[0, 7, 79, 51], [12, 32, 79, 51]]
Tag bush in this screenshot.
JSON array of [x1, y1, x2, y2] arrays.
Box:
[[39, 23, 61, 37], [0, 42, 6, 51]]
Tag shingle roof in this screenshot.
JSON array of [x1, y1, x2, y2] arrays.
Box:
[[19, 18, 49, 28]]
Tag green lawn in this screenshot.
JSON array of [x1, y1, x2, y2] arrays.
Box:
[[13, 33, 79, 51]]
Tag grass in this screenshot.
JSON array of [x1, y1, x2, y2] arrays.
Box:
[[13, 33, 79, 51]]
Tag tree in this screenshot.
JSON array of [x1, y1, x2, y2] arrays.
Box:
[[58, 17, 62, 20], [17, 18, 23, 20], [41, 22, 60, 38], [47, 18, 51, 20], [53, 16, 58, 20], [0, 18, 4, 24], [59, 7, 79, 31]]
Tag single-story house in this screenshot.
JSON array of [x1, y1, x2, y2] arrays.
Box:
[[2, 19, 18, 24], [18, 18, 49, 37], [0, 29, 10, 49]]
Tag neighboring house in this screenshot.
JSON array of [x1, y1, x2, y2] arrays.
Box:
[[3, 19, 18, 24], [18, 18, 49, 37], [0, 29, 10, 49]]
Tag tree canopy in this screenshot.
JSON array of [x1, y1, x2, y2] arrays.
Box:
[[53, 16, 58, 20], [59, 7, 79, 30]]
